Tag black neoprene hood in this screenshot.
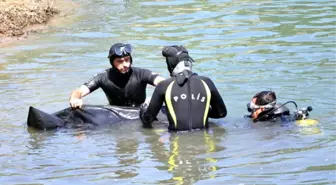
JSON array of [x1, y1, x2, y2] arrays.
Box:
[[162, 45, 193, 73]]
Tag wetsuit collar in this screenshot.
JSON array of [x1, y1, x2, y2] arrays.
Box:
[[109, 67, 132, 88]]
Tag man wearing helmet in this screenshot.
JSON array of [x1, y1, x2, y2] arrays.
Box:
[[139, 45, 227, 131], [69, 43, 165, 108]]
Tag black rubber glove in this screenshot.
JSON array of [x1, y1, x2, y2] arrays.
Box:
[[139, 103, 152, 128]]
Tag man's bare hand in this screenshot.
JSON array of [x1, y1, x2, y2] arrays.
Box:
[[69, 98, 83, 108]]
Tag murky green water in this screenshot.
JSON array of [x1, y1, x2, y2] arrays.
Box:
[[0, 0, 335, 184]]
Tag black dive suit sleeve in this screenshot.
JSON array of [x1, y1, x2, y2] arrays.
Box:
[[83, 72, 104, 92], [201, 76, 227, 118], [140, 81, 165, 127], [139, 68, 159, 86]]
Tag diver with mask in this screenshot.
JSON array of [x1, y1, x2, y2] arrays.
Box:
[[139, 45, 227, 131], [246, 91, 313, 123], [69, 43, 165, 108]]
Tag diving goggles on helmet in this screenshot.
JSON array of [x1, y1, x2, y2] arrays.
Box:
[[114, 44, 133, 57]]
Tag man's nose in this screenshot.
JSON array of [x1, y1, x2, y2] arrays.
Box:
[[123, 61, 129, 67]]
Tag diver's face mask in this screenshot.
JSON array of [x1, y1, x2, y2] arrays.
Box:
[[247, 97, 276, 121], [247, 100, 276, 111], [113, 44, 133, 57]]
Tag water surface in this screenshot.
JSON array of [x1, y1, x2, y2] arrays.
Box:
[[0, 0, 335, 184]]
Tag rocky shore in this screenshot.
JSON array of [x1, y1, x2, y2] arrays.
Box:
[[0, 0, 67, 44]]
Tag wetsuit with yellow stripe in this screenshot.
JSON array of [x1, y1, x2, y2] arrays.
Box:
[[141, 72, 227, 131]]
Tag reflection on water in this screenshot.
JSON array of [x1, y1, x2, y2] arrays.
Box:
[[0, 0, 335, 184], [144, 126, 226, 185]]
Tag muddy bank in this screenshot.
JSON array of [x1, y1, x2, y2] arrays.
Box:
[[0, 0, 75, 45]]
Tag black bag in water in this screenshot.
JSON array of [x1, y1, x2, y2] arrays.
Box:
[[27, 105, 140, 130]]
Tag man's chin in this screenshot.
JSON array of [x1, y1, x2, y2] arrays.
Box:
[[120, 69, 130, 74]]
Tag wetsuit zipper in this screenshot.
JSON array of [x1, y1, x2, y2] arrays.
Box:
[[187, 80, 192, 130]]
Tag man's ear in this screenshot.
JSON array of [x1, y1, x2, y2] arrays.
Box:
[[109, 58, 114, 67]]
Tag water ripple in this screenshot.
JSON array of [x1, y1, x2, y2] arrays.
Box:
[[0, 0, 335, 184]]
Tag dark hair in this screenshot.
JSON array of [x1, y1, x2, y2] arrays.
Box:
[[254, 91, 276, 105]]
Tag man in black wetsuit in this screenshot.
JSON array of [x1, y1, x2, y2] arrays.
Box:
[[69, 43, 165, 108], [139, 45, 227, 131]]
